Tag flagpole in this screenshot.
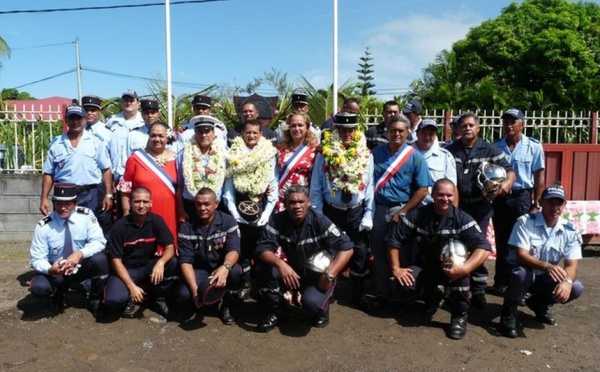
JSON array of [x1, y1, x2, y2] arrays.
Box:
[[332, 0, 339, 115], [165, 0, 173, 128]]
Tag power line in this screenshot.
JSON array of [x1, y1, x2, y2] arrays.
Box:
[[11, 41, 74, 50], [0, 0, 231, 15], [13, 69, 77, 89]]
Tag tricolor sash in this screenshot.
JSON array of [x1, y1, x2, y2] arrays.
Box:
[[134, 150, 177, 194], [374, 145, 415, 195], [278, 144, 310, 188]]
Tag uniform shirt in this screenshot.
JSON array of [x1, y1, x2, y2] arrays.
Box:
[[371, 143, 433, 205], [42, 130, 111, 185], [385, 203, 491, 265], [413, 143, 457, 205], [227, 124, 277, 148], [30, 207, 106, 274], [106, 212, 174, 268], [309, 152, 375, 224], [106, 112, 145, 180], [365, 122, 387, 150], [85, 121, 113, 144], [507, 212, 582, 273], [256, 209, 353, 272], [493, 136, 545, 191], [406, 118, 421, 145], [178, 211, 241, 272], [445, 137, 513, 201]]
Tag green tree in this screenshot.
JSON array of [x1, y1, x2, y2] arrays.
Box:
[[1, 88, 36, 100], [356, 47, 376, 97], [0, 36, 10, 70], [409, 0, 600, 111]]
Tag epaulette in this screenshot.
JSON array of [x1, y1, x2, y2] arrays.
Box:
[[105, 124, 115, 132], [76, 206, 91, 215], [92, 132, 105, 142], [528, 137, 540, 143], [565, 221, 577, 231], [517, 214, 532, 223], [38, 215, 52, 227], [50, 135, 60, 145]]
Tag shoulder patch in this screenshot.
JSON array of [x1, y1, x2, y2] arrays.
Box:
[[38, 215, 52, 227], [76, 206, 91, 215], [528, 137, 540, 143], [565, 222, 578, 231], [92, 132, 105, 142]]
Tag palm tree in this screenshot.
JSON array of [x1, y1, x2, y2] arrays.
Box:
[[0, 36, 10, 69]]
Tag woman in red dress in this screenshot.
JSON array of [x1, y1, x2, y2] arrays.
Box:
[[117, 122, 179, 247], [276, 112, 318, 211]]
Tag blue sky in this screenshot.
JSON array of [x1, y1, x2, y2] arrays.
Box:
[[0, 0, 559, 101]]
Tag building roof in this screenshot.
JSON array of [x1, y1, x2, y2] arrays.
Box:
[[4, 96, 72, 122]]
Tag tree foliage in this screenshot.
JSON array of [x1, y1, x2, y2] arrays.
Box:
[[356, 47, 376, 97], [408, 0, 600, 111], [0, 36, 10, 70], [1, 88, 36, 100]]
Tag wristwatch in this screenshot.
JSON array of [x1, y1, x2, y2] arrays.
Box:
[[223, 262, 232, 271], [325, 273, 335, 282]]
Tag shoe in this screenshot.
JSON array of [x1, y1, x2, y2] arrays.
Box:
[[518, 292, 531, 307], [47, 291, 65, 313], [366, 296, 388, 312], [155, 298, 170, 318], [220, 305, 235, 325], [238, 280, 252, 301], [499, 301, 519, 338], [122, 300, 137, 318], [313, 309, 330, 328], [489, 285, 507, 296], [447, 313, 468, 340], [471, 293, 487, 310], [525, 297, 556, 325], [257, 313, 279, 333], [89, 299, 102, 319]]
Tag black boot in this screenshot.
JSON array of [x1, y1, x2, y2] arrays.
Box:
[[525, 296, 556, 325], [155, 297, 170, 318], [47, 290, 65, 313], [448, 312, 468, 340], [219, 293, 236, 325], [313, 308, 330, 328], [351, 276, 371, 311], [499, 301, 519, 338]]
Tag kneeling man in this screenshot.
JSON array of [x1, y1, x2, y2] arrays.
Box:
[[385, 178, 491, 340]]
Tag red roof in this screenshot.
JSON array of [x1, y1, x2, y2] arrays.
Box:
[[4, 96, 72, 122]]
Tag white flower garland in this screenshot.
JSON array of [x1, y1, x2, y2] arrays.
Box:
[[228, 136, 277, 199], [183, 136, 228, 197], [320, 129, 370, 196]]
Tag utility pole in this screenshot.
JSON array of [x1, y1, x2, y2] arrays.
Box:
[[75, 37, 82, 103]]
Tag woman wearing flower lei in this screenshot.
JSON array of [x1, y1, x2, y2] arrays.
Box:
[[177, 116, 228, 223], [276, 111, 319, 212], [309, 112, 375, 311]]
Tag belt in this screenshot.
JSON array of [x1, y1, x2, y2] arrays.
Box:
[[377, 201, 406, 207], [461, 195, 485, 204], [510, 188, 533, 195], [325, 201, 361, 211], [76, 184, 98, 194]]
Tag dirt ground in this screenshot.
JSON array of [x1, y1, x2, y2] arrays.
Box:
[[1, 242, 599, 372]]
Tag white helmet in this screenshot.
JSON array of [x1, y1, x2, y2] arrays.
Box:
[[441, 239, 470, 268], [476, 161, 507, 201]]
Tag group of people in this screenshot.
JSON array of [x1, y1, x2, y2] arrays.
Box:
[[29, 91, 583, 340]]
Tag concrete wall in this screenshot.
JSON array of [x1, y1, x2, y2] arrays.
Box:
[[0, 174, 43, 241]]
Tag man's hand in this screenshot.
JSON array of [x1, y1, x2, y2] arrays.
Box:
[[40, 199, 50, 216], [192, 294, 202, 309], [358, 219, 372, 232], [102, 196, 113, 212], [61, 251, 84, 275], [210, 266, 229, 288], [178, 209, 189, 224], [546, 264, 568, 283], [496, 181, 512, 198], [553, 281, 572, 303], [317, 274, 333, 291], [391, 267, 414, 287], [277, 261, 301, 289], [443, 264, 469, 282], [48, 259, 64, 276], [128, 285, 146, 303], [150, 261, 165, 285]]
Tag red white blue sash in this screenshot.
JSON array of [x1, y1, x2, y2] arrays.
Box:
[[133, 150, 176, 194], [374, 145, 415, 195], [278, 144, 310, 188]]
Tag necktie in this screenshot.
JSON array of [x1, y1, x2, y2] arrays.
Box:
[[63, 220, 73, 257]]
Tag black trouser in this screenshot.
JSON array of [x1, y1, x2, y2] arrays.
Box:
[[492, 189, 532, 288], [460, 200, 492, 295], [239, 223, 264, 281], [323, 202, 368, 277]]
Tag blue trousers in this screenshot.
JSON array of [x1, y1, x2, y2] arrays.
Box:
[[256, 264, 335, 316], [29, 252, 108, 300], [77, 186, 113, 235], [104, 258, 177, 306], [178, 265, 241, 304], [370, 203, 403, 297], [505, 266, 583, 305], [461, 202, 492, 295]]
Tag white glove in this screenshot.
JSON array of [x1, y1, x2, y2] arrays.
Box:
[[256, 212, 270, 227], [358, 219, 373, 232]]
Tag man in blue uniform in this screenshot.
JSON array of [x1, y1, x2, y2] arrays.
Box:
[[499, 184, 584, 338], [491, 108, 545, 294], [82, 95, 112, 144], [370, 113, 432, 310], [40, 104, 114, 233], [386, 178, 491, 339], [104, 187, 177, 318], [310, 113, 374, 310], [29, 183, 108, 316], [365, 100, 399, 150], [178, 188, 241, 325], [445, 113, 516, 309], [255, 185, 354, 332]]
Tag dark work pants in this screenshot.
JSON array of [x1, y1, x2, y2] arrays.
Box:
[[323, 202, 368, 277], [395, 264, 471, 316], [29, 252, 108, 300], [460, 201, 492, 295], [178, 264, 241, 303], [239, 223, 263, 282], [505, 266, 583, 305], [77, 187, 113, 235], [492, 190, 532, 288], [104, 258, 177, 306]]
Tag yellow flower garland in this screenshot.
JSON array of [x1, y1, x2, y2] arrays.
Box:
[[320, 129, 369, 196], [228, 136, 277, 199]]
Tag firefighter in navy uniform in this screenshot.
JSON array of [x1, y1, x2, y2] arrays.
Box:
[[255, 185, 354, 332], [445, 113, 516, 309], [29, 183, 108, 317]]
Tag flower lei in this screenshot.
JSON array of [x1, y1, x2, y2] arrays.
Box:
[[228, 136, 277, 200], [320, 129, 369, 196], [183, 136, 228, 197]]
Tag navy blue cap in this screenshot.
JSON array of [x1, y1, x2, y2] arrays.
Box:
[[333, 112, 358, 127], [417, 118, 437, 131], [66, 104, 85, 118], [402, 99, 422, 114], [141, 99, 159, 111], [121, 89, 139, 100], [291, 92, 309, 105], [501, 108, 525, 121], [52, 183, 78, 201], [192, 95, 211, 107], [542, 185, 566, 201], [81, 95, 102, 109]]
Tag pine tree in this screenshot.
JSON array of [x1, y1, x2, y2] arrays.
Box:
[[356, 47, 376, 97]]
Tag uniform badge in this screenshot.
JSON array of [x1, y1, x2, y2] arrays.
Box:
[[52, 248, 59, 255], [331, 227, 341, 237], [208, 245, 212, 252], [529, 246, 538, 256], [463, 168, 469, 175], [58, 161, 64, 169]]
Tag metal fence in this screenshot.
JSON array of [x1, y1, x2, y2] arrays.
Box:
[[1, 104, 598, 172]]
